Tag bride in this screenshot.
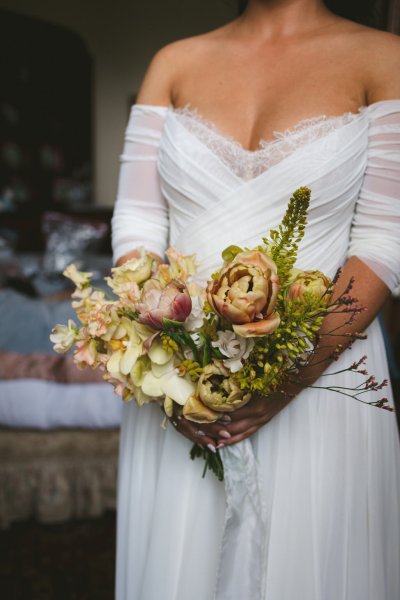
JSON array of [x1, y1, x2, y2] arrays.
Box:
[[112, 1, 400, 598]]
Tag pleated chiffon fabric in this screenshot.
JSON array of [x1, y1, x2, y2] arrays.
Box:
[[113, 101, 400, 600]]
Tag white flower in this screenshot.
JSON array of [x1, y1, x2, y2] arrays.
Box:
[[141, 357, 196, 405], [63, 264, 93, 290], [50, 320, 78, 353], [184, 295, 206, 332], [133, 340, 195, 405], [106, 317, 146, 377], [106, 249, 153, 299], [211, 330, 255, 373], [156, 247, 197, 285]]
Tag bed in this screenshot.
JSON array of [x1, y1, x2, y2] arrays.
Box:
[[0, 249, 122, 528]]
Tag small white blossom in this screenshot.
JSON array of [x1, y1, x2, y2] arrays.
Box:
[[211, 330, 255, 373], [50, 320, 78, 353], [63, 264, 93, 290], [139, 356, 195, 405], [184, 296, 206, 332], [190, 332, 202, 347]]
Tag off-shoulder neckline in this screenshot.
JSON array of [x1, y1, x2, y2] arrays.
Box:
[[131, 98, 399, 155], [133, 98, 400, 113]]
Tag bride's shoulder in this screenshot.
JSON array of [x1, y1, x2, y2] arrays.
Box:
[[148, 27, 230, 69], [135, 28, 230, 106], [333, 20, 400, 102], [356, 25, 400, 102], [133, 39, 199, 106], [350, 20, 400, 56]]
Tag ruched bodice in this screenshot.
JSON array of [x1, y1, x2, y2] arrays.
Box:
[[160, 106, 367, 280], [113, 101, 400, 600], [113, 100, 400, 288]]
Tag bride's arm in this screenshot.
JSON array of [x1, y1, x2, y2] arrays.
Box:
[[112, 102, 169, 267], [181, 258, 393, 450], [112, 44, 183, 266], [206, 258, 391, 446]]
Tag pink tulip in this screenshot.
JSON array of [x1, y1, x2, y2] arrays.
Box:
[[135, 279, 192, 330]]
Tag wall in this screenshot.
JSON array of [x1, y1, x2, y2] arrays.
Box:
[[0, 0, 237, 206]]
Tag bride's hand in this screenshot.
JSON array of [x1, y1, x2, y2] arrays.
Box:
[[170, 390, 295, 451], [213, 391, 295, 447], [116, 249, 163, 267]]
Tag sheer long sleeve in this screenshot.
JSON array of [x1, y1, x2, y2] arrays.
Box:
[[347, 100, 400, 291], [111, 104, 169, 264]]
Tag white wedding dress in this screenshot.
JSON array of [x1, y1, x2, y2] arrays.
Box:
[[112, 100, 400, 600]]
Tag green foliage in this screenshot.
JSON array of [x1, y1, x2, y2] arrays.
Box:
[[177, 360, 203, 382], [232, 288, 327, 398], [198, 332, 211, 367], [263, 186, 310, 288], [161, 321, 201, 363], [160, 334, 179, 353], [190, 444, 224, 481], [221, 245, 243, 263]]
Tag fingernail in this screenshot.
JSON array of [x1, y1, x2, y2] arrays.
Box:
[[207, 444, 216, 453], [218, 430, 231, 439], [217, 443, 225, 449], [196, 430, 206, 436], [220, 414, 231, 423]]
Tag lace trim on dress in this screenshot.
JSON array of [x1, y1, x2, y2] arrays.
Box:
[[173, 105, 362, 180]]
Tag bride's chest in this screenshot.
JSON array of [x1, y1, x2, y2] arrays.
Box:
[[172, 44, 366, 152], [158, 107, 368, 185]]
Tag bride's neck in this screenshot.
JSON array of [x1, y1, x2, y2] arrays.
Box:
[[239, 0, 336, 39]]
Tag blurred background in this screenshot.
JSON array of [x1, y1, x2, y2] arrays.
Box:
[[0, 1, 399, 598]]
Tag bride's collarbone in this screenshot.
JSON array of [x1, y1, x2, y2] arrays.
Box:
[[172, 95, 364, 153], [173, 49, 366, 149], [174, 76, 365, 151]]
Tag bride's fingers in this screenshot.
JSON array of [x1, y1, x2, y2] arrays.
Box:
[[224, 414, 268, 435], [215, 415, 270, 446], [171, 415, 268, 451], [226, 398, 267, 422], [218, 425, 260, 446], [172, 418, 217, 449], [198, 421, 231, 439], [177, 419, 231, 442]]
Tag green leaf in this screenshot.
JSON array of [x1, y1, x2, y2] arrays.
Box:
[[163, 318, 186, 328], [199, 332, 212, 367], [221, 245, 243, 263], [211, 347, 225, 359], [263, 187, 311, 288]]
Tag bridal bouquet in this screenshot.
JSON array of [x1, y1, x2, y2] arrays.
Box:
[[51, 187, 390, 480]]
